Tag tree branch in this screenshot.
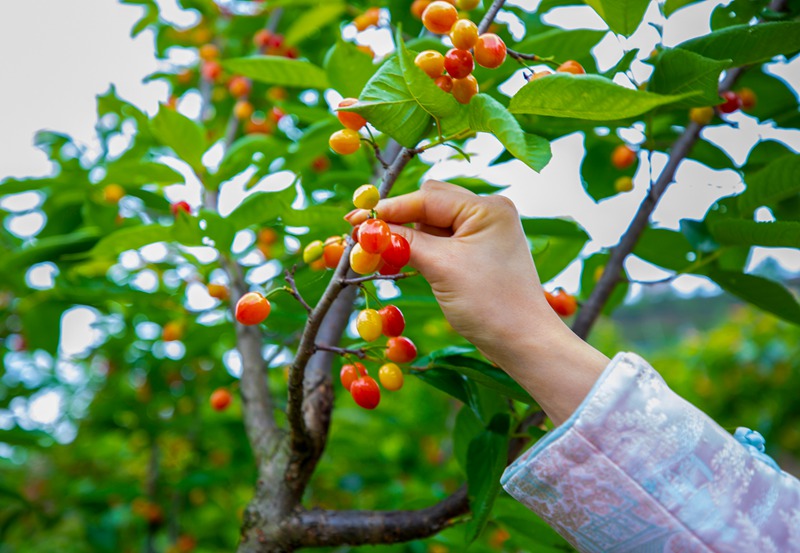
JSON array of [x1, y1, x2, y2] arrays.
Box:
[[285, 267, 312, 314], [478, 0, 507, 34], [313, 343, 367, 359], [291, 486, 469, 547], [339, 271, 418, 286]]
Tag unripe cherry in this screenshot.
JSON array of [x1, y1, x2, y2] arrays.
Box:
[[201, 60, 222, 81], [228, 76, 251, 98], [340, 362, 367, 391], [323, 238, 345, 269], [450, 19, 478, 50], [474, 33, 506, 69], [171, 201, 192, 217], [737, 87, 756, 111], [451, 74, 479, 104], [689, 106, 715, 125], [414, 50, 445, 79], [353, 7, 381, 31], [207, 283, 229, 301], [235, 292, 271, 325], [556, 60, 585, 74], [444, 48, 474, 79], [456, 0, 480, 9], [379, 363, 404, 391], [329, 129, 361, 155], [233, 100, 254, 120], [356, 309, 383, 342], [103, 184, 125, 204], [303, 240, 324, 263], [614, 176, 633, 193], [162, 321, 184, 342], [353, 184, 380, 210], [337, 98, 367, 130], [421, 1, 459, 34], [350, 243, 382, 275]]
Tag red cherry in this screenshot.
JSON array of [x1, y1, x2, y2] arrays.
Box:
[[340, 362, 367, 391], [379, 262, 401, 276], [444, 48, 474, 79], [358, 219, 391, 254], [379, 305, 405, 337], [171, 201, 192, 217], [719, 90, 742, 114], [386, 336, 417, 364], [235, 292, 271, 325], [210, 388, 232, 411], [381, 233, 410, 268], [350, 376, 381, 409], [474, 33, 506, 69], [323, 239, 345, 269], [351, 224, 361, 243]]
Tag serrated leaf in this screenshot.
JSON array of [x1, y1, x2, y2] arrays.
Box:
[[349, 56, 432, 148], [465, 415, 510, 542], [283, 3, 345, 46], [582, 0, 649, 35], [324, 38, 378, 98], [149, 107, 206, 171], [510, 74, 691, 120], [709, 220, 800, 248], [739, 154, 800, 214], [468, 95, 551, 172], [224, 56, 330, 89], [708, 269, 800, 325], [678, 21, 800, 67], [648, 49, 731, 107]]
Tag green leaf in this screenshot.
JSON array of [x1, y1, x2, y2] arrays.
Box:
[[634, 227, 694, 271], [582, 0, 649, 35], [396, 34, 469, 136], [678, 21, 800, 67], [324, 38, 378, 98], [648, 49, 731, 107], [514, 29, 605, 74], [509, 74, 691, 121], [349, 55, 431, 148], [216, 134, 285, 184], [465, 415, 510, 542], [688, 137, 736, 170], [680, 219, 720, 253], [8, 229, 101, 268], [579, 252, 629, 313], [283, 2, 345, 46], [226, 185, 297, 230], [411, 367, 471, 405], [736, 68, 800, 129], [602, 48, 639, 78], [149, 107, 206, 171], [89, 224, 173, 258], [103, 159, 184, 187], [708, 269, 800, 325], [418, 352, 535, 404], [664, 0, 703, 16], [223, 56, 330, 89], [580, 134, 637, 201], [709, 220, 800, 248], [739, 154, 800, 214], [522, 218, 589, 283], [453, 406, 483, 472], [468, 95, 552, 172]]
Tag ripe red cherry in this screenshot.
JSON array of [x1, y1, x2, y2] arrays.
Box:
[[444, 48, 474, 79], [337, 98, 367, 131], [386, 336, 417, 364], [351, 376, 381, 409], [719, 90, 742, 114], [201, 60, 222, 81], [235, 292, 271, 325], [351, 223, 361, 243], [379, 305, 405, 337], [545, 290, 577, 317], [210, 388, 232, 411], [474, 33, 506, 69], [434, 75, 453, 93], [421, 1, 458, 34], [171, 201, 192, 217], [379, 262, 402, 276], [340, 362, 367, 391], [358, 219, 391, 254], [381, 233, 411, 268]]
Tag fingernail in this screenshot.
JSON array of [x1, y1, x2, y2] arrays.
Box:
[[343, 209, 358, 221]]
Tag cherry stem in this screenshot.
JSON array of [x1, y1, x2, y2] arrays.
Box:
[[285, 266, 313, 314], [314, 344, 367, 359], [363, 129, 389, 170], [507, 49, 562, 69], [340, 271, 418, 286]]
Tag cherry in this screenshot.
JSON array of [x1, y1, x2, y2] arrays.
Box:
[[228, 76, 251, 99], [253, 29, 272, 48], [611, 144, 636, 170], [162, 321, 184, 342], [329, 129, 361, 155], [359, 219, 391, 254], [379, 305, 405, 337], [351, 223, 362, 244], [379, 363, 404, 391], [207, 283, 229, 301], [380, 233, 411, 269], [340, 362, 367, 391], [233, 100, 254, 120], [350, 243, 382, 274], [614, 176, 633, 193], [357, 44, 375, 58], [474, 33, 506, 69], [356, 309, 383, 342], [337, 98, 367, 131], [311, 156, 331, 173], [530, 70, 553, 80], [171, 201, 192, 217], [422, 1, 458, 34], [737, 87, 756, 111], [379, 262, 402, 276], [456, 0, 480, 8], [719, 90, 742, 114], [258, 228, 278, 245], [450, 19, 478, 50], [451, 74, 479, 104], [386, 336, 417, 364], [235, 292, 271, 325], [414, 50, 445, 79], [103, 183, 125, 204], [411, 0, 431, 19], [354, 7, 381, 31], [351, 376, 381, 409], [353, 184, 380, 210], [444, 48, 474, 79], [545, 290, 577, 317], [689, 106, 714, 125], [210, 388, 232, 411], [556, 60, 585, 75], [270, 107, 286, 123], [323, 238, 345, 269], [303, 240, 324, 264], [201, 60, 222, 82], [245, 117, 273, 135], [199, 43, 219, 61], [434, 75, 453, 93]]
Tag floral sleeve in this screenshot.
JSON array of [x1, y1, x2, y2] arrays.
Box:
[[501, 352, 800, 553]]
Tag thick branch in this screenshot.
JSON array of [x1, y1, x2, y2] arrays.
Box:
[[291, 486, 469, 548]]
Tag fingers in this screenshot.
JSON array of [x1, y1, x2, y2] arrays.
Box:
[[386, 224, 441, 272]]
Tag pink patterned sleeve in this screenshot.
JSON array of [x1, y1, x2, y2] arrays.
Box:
[[501, 352, 800, 552]]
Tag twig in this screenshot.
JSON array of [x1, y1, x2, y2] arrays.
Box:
[[478, 0, 507, 34], [506, 48, 539, 61], [313, 344, 367, 359], [285, 266, 313, 314], [340, 271, 418, 286], [364, 127, 389, 170]]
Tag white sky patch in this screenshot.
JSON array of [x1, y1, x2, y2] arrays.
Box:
[[28, 390, 62, 426], [60, 307, 103, 357]]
